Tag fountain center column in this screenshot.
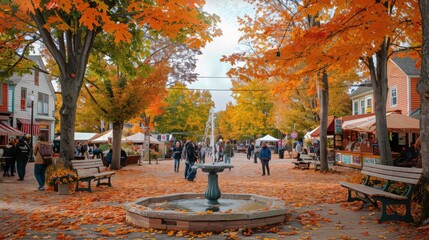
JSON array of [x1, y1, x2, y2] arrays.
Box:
[[204, 169, 222, 205]]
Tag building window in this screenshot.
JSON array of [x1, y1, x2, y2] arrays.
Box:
[[34, 70, 39, 86], [366, 97, 372, 113], [360, 99, 365, 114], [20, 87, 27, 110], [353, 101, 359, 115], [390, 87, 397, 107], [38, 93, 49, 115]]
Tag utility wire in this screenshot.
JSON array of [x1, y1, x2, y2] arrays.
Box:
[[169, 84, 371, 92]]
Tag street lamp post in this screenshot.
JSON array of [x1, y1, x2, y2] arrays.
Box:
[[29, 92, 35, 162]]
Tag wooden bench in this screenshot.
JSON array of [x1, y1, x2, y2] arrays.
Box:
[[291, 160, 311, 169], [71, 159, 116, 192], [339, 163, 423, 223]]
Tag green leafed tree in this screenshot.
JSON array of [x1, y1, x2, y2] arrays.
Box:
[[154, 83, 214, 141]]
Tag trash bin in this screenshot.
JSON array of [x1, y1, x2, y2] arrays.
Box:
[[279, 149, 284, 159]]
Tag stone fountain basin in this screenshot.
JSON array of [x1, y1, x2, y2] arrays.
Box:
[[125, 193, 286, 231]]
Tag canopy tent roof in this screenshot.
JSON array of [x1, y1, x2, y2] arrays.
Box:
[[256, 134, 279, 146], [122, 132, 161, 144], [89, 130, 113, 143], [55, 132, 98, 141], [310, 113, 377, 137], [342, 112, 420, 133], [310, 116, 336, 138]]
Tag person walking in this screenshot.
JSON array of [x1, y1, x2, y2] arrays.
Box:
[[198, 142, 206, 164], [258, 142, 271, 176], [3, 138, 16, 177], [172, 141, 183, 172], [34, 135, 51, 190], [183, 140, 197, 179], [246, 144, 252, 160], [223, 140, 234, 164], [295, 140, 303, 160], [15, 137, 30, 181], [216, 139, 224, 162]]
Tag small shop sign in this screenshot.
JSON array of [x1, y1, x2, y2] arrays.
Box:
[[334, 118, 342, 134]]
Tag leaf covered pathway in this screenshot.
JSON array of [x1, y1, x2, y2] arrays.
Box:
[[0, 153, 427, 239]]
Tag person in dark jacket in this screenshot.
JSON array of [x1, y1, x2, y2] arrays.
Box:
[[15, 137, 30, 181], [258, 142, 272, 176], [3, 138, 16, 177], [120, 148, 127, 167], [183, 140, 197, 179], [92, 145, 102, 159], [223, 140, 234, 164], [247, 144, 254, 160], [105, 149, 113, 167], [172, 141, 183, 172]]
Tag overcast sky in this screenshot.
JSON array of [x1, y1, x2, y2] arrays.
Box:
[[189, 0, 254, 111]]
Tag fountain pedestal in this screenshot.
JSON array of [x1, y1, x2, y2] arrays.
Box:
[[195, 163, 233, 209]]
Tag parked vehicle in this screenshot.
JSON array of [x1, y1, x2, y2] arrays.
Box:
[[236, 144, 247, 153]]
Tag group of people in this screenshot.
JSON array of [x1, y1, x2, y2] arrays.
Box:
[[214, 139, 234, 163], [2, 135, 52, 191], [75, 142, 90, 158], [171, 139, 273, 178], [2, 137, 31, 181], [172, 140, 207, 178]]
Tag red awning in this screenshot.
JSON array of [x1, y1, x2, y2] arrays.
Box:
[[18, 118, 40, 136], [0, 122, 25, 136], [310, 117, 335, 137]]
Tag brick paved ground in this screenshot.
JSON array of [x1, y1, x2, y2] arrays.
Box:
[[0, 153, 426, 239]]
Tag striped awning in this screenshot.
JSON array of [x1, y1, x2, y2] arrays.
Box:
[[17, 118, 40, 136], [0, 122, 25, 136]]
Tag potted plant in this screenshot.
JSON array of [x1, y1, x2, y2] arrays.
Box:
[[48, 168, 78, 195]]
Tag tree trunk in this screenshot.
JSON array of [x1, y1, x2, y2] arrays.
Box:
[[59, 75, 81, 166], [368, 44, 393, 166], [418, 0, 429, 226], [319, 71, 329, 171], [111, 121, 123, 170], [30, 12, 96, 166]]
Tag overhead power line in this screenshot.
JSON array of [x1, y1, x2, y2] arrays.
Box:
[[169, 83, 371, 92]]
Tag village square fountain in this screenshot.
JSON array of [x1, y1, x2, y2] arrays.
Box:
[[125, 108, 286, 231]]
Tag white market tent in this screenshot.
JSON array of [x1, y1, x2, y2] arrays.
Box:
[[90, 130, 113, 143], [256, 134, 279, 146], [122, 132, 161, 144], [55, 132, 98, 141]]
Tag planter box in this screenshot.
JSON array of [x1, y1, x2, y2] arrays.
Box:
[[125, 155, 140, 165], [58, 184, 70, 195]]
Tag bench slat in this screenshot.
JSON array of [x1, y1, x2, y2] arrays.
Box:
[[361, 170, 422, 184], [339, 182, 407, 200], [363, 165, 423, 178], [362, 168, 423, 180], [363, 162, 423, 174], [93, 171, 115, 179], [72, 164, 103, 169]]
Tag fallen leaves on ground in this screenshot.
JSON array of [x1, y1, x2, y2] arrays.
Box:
[[0, 157, 423, 239]]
